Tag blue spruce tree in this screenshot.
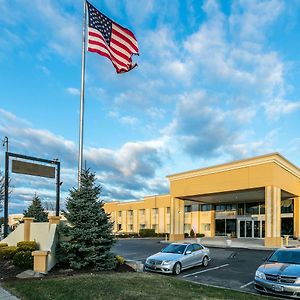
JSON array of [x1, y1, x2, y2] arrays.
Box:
[[57, 169, 116, 270]]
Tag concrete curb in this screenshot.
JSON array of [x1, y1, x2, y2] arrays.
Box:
[[125, 260, 144, 272], [159, 240, 277, 251], [0, 284, 20, 300]]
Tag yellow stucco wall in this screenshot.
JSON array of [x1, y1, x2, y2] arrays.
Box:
[[104, 153, 300, 246]]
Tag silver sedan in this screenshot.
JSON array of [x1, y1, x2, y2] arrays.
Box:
[[144, 242, 210, 275]]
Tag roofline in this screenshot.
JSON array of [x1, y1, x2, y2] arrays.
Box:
[[167, 152, 300, 181]]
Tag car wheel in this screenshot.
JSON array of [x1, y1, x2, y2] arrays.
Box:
[[173, 262, 181, 275], [202, 256, 209, 267]]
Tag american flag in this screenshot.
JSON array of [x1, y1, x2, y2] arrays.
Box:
[[86, 1, 139, 74]]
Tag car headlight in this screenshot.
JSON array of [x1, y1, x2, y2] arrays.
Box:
[[295, 278, 300, 284], [162, 260, 172, 265], [255, 270, 266, 280]]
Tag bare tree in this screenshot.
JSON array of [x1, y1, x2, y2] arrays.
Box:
[[0, 172, 4, 213], [44, 201, 55, 212]]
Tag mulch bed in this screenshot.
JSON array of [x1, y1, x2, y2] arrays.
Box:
[[0, 260, 134, 281], [0, 260, 23, 280]]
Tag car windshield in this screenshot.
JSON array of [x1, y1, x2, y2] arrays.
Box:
[[161, 244, 187, 254], [268, 250, 300, 265]]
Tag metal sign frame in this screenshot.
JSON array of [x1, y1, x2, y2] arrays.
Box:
[[4, 152, 61, 238]]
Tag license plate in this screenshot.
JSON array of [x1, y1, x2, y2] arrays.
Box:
[[272, 285, 284, 292]]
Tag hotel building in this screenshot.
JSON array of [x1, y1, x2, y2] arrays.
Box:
[[104, 153, 300, 247]]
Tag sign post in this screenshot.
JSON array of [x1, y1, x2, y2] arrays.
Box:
[[3, 152, 61, 238]]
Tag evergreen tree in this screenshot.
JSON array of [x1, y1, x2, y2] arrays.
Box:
[[23, 194, 48, 222], [57, 169, 116, 270]]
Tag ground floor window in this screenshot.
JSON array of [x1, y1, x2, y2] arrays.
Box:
[[281, 217, 293, 236], [117, 224, 122, 231], [184, 223, 191, 233], [201, 223, 211, 231]]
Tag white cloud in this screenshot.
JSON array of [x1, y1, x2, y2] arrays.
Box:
[[264, 98, 300, 120], [66, 87, 80, 96]]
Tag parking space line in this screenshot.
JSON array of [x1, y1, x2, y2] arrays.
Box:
[[182, 264, 229, 278], [240, 281, 254, 289]]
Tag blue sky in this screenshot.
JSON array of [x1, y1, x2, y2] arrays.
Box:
[[1, 0, 300, 214]]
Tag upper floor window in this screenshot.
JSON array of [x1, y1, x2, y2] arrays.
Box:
[[184, 205, 192, 213], [152, 208, 158, 215], [128, 210, 133, 217], [118, 211, 122, 217]]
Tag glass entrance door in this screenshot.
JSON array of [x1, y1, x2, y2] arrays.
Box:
[[238, 220, 263, 238]]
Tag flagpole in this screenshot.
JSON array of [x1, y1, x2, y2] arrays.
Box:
[[78, 0, 87, 187]]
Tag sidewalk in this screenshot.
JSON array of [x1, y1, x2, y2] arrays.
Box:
[[162, 236, 300, 250], [0, 285, 20, 300]]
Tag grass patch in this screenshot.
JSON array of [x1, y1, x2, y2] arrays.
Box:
[[4, 272, 266, 300]]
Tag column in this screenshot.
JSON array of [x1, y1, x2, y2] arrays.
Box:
[[294, 197, 300, 238], [169, 197, 184, 241], [23, 217, 34, 241], [264, 186, 281, 247]]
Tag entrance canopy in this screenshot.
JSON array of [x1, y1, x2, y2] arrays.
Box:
[[179, 188, 296, 205], [167, 153, 300, 200]]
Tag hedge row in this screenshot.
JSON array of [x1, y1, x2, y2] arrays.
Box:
[[116, 230, 170, 238], [0, 241, 38, 269]]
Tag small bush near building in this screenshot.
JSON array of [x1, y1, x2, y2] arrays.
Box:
[[139, 229, 156, 237], [13, 251, 33, 269], [184, 233, 189, 238], [115, 255, 125, 265], [0, 243, 8, 248], [17, 241, 38, 252], [0, 246, 18, 260], [156, 233, 169, 238], [190, 229, 195, 237], [196, 233, 205, 238], [117, 233, 139, 238]]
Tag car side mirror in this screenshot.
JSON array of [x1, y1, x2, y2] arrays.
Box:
[[186, 250, 192, 255]]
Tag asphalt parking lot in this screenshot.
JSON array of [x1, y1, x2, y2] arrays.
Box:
[[112, 239, 273, 295]]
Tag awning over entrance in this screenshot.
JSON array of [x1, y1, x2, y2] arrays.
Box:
[[178, 188, 296, 205]]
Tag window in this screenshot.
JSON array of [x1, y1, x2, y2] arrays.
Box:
[[184, 205, 192, 213], [139, 209, 145, 216], [184, 223, 191, 232], [152, 224, 157, 231], [128, 224, 133, 231], [152, 208, 158, 215], [128, 210, 133, 217], [166, 207, 170, 214], [166, 224, 170, 233], [202, 223, 211, 231], [117, 224, 122, 231], [118, 211, 122, 217], [201, 204, 212, 211], [216, 205, 226, 211], [192, 244, 203, 252], [281, 199, 294, 214], [186, 245, 193, 253], [140, 224, 146, 229], [246, 202, 259, 215]]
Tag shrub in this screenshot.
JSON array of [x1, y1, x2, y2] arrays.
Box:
[[139, 229, 156, 237], [13, 251, 34, 269], [0, 243, 8, 248], [184, 233, 189, 238], [17, 241, 38, 252], [115, 255, 125, 265], [0, 246, 18, 260], [196, 233, 205, 238], [190, 229, 195, 238], [156, 233, 169, 238]]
